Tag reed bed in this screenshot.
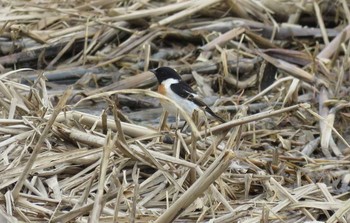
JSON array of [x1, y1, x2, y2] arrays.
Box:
[[1, 0, 350, 222]]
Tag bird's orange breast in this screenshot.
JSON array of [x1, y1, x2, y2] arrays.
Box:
[[158, 84, 166, 95]]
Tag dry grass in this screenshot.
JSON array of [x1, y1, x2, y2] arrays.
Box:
[[1, 0, 350, 222]]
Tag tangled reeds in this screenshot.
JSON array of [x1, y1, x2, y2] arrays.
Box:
[[1, 0, 350, 222]]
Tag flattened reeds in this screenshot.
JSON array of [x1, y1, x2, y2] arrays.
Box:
[[1, 0, 350, 222]]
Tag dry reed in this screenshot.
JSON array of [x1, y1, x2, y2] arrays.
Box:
[[0, 0, 350, 222]]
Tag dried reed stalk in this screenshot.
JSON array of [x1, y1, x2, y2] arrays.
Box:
[[1, 0, 350, 222]]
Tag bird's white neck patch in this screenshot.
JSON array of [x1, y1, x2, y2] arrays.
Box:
[[161, 78, 179, 88]]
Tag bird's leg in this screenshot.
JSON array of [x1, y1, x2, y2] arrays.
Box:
[[180, 121, 188, 132], [158, 110, 175, 144], [175, 111, 180, 129], [180, 110, 198, 133], [172, 110, 189, 133], [158, 110, 168, 143], [176, 111, 187, 132]]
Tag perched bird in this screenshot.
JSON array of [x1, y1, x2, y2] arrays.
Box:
[[151, 67, 225, 123]]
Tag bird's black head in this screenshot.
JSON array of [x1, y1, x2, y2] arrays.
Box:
[[150, 67, 182, 83]]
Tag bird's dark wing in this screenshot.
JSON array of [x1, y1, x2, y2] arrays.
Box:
[[189, 96, 226, 123], [170, 81, 225, 123], [170, 80, 195, 98]]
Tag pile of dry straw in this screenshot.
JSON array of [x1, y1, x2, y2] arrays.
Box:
[[1, 0, 350, 222]]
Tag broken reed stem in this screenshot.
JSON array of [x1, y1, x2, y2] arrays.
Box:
[[317, 24, 350, 59], [270, 177, 315, 221], [54, 110, 158, 137], [69, 128, 196, 168], [130, 164, 140, 223], [12, 86, 72, 201], [88, 130, 115, 222], [52, 189, 120, 223], [152, 0, 222, 27], [313, 1, 329, 45], [190, 111, 199, 185], [192, 103, 302, 139], [196, 167, 234, 212], [113, 182, 124, 223], [155, 150, 235, 223], [326, 197, 350, 223]]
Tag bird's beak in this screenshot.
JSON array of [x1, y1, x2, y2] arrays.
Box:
[[149, 68, 156, 74]]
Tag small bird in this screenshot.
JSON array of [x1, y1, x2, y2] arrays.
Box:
[[151, 67, 225, 123]]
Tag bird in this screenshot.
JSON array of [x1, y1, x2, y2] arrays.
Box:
[[150, 67, 225, 123]]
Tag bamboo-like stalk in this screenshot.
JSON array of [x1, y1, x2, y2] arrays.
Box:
[[89, 131, 115, 222], [54, 110, 158, 138], [155, 150, 235, 223], [12, 87, 72, 201], [152, 0, 223, 27], [68, 128, 196, 168]]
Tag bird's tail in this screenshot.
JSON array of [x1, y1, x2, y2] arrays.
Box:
[[204, 107, 226, 123]]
